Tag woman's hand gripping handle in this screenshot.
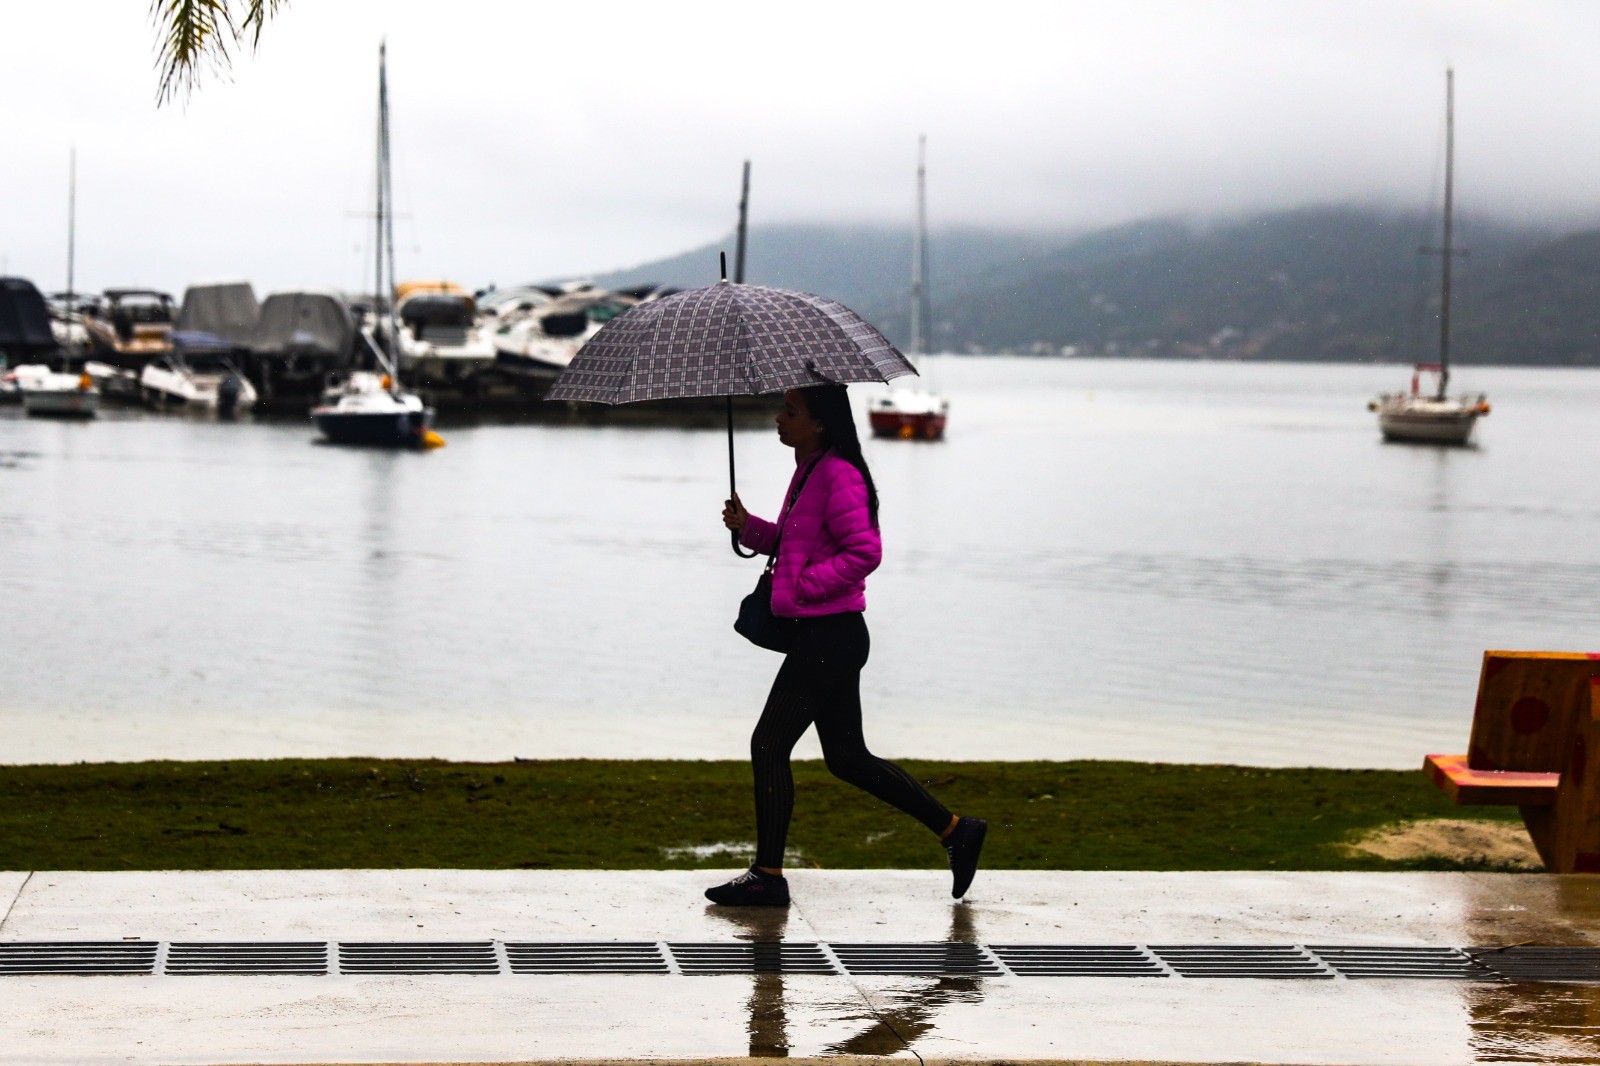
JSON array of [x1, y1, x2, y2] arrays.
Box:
[[722, 492, 748, 534]]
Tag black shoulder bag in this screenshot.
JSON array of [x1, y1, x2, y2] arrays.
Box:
[[733, 454, 823, 653]]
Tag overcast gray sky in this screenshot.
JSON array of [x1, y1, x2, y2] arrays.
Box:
[[4, 1, 1600, 296]]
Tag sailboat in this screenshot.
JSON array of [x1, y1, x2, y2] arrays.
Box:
[[1370, 69, 1490, 446], [19, 152, 99, 419], [870, 135, 949, 441], [312, 42, 441, 450]]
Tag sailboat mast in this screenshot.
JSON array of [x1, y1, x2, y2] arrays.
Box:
[[910, 135, 928, 356], [65, 147, 75, 310], [1437, 68, 1454, 400], [378, 41, 401, 391], [373, 50, 385, 365], [734, 159, 750, 284]]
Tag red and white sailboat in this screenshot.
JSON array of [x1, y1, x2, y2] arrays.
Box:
[[871, 135, 949, 442]]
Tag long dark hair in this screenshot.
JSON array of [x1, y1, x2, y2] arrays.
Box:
[[798, 384, 879, 527]]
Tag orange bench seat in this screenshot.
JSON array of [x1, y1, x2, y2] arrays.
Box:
[[1424, 753, 1559, 807]]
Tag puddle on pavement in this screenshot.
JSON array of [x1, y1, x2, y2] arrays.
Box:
[[663, 842, 806, 865]]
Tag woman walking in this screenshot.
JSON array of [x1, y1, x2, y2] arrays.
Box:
[[708, 383, 986, 906]]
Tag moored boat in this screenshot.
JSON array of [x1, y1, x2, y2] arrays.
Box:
[[492, 286, 660, 379], [1372, 364, 1487, 445], [312, 42, 441, 451], [83, 360, 140, 401], [15, 365, 99, 418], [0, 277, 64, 377], [82, 289, 176, 369], [140, 351, 257, 413], [312, 365, 435, 447], [249, 290, 358, 403], [871, 136, 949, 442], [869, 388, 949, 440], [1370, 69, 1488, 446], [385, 282, 496, 384]]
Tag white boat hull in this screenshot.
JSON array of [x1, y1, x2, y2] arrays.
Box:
[[1374, 397, 1484, 445], [19, 370, 99, 418], [139, 362, 258, 410], [388, 309, 497, 384]]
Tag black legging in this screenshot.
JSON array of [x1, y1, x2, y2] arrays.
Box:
[[751, 611, 952, 869]]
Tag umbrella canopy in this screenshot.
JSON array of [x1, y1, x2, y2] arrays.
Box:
[[545, 281, 917, 404]]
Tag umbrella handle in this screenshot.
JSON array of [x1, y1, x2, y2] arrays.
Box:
[[728, 395, 759, 558]]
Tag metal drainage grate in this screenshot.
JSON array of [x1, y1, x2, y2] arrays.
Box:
[[0, 941, 158, 976], [1310, 946, 1495, 981], [667, 942, 836, 975], [1471, 946, 1600, 983], [338, 942, 499, 975], [991, 944, 1167, 977], [506, 942, 669, 974], [12, 940, 1600, 982], [830, 943, 1002, 976], [1151, 945, 1333, 979], [165, 942, 329, 976]]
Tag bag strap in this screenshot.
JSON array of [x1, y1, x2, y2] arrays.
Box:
[[765, 451, 825, 571]]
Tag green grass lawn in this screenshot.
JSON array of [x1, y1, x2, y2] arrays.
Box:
[[0, 758, 1523, 871]]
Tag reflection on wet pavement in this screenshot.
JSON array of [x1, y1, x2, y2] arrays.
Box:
[[708, 900, 988, 1058], [826, 974, 983, 1057], [825, 903, 985, 1056], [706, 904, 794, 1057], [1469, 984, 1600, 1062], [1461, 877, 1600, 1062]]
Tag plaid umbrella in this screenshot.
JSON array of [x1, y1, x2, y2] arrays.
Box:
[[545, 278, 918, 556], [545, 281, 917, 403]]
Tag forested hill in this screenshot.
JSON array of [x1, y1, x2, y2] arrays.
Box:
[[591, 208, 1600, 366]]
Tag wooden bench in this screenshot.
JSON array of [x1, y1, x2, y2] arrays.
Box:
[[1425, 650, 1600, 872]]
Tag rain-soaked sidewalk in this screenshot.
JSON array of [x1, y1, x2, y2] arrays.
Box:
[[3, 869, 1600, 1064]]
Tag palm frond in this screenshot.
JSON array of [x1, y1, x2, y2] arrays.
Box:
[[150, 0, 288, 106], [240, 0, 286, 48]]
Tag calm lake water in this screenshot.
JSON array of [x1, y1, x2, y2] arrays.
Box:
[[3, 356, 1597, 768]]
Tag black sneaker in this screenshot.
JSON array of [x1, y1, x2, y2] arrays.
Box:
[[704, 865, 791, 907], [944, 816, 987, 899]]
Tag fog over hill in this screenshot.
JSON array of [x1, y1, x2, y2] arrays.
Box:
[[588, 207, 1600, 366]]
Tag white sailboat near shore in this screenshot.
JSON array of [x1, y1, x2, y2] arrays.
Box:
[[1370, 69, 1490, 446]]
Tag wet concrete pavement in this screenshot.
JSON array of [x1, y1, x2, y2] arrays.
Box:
[[4, 870, 1600, 1064]]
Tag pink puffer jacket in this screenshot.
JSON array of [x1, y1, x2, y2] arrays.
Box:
[[739, 451, 882, 618]]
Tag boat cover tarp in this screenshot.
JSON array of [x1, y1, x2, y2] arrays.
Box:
[[176, 282, 259, 347], [0, 277, 60, 354], [252, 292, 356, 356], [399, 294, 474, 329]]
